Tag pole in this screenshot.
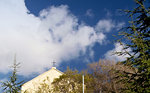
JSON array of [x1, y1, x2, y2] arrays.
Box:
[[82, 75, 84, 93]]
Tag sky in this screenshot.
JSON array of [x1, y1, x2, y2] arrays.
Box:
[[0, 0, 136, 87]]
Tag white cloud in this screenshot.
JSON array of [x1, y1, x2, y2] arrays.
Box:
[[95, 19, 115, 32], [104, 8, 112, 17], [0, 0, 117, 76], [104, 43, 132, 62], [116, 22, 125, 30], [85, 9, 94, 17]]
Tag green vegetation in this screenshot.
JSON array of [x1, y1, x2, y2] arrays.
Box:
[[0, 56, 24, 93], [116, 0, 150, 92], [52, 60, 125, 93], [1, 0, 150, 93], [52, 0, 150, 92], [52, 67, 83, 93]]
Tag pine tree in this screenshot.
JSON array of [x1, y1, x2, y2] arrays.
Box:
[[117, 0, 150, 92], [0, 56, 24, 93]]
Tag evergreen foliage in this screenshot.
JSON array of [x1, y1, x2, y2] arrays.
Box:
[[116, 0, 150, 92], [0, 56, 23, 93]]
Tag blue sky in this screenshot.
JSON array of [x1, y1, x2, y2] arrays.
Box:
[[0, 0, 136, 86]]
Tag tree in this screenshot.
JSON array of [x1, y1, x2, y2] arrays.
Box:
[[88, 60, 125, 93], [23, 77, 52, 93], [0, 56, 24, 93], [34, 78, 52, 93], [52, 67, 83, 93], [52, 67, 94, 93], [88, 60, 112, 93], [116, 0, 150, 92], [110, 62, 137, 93]]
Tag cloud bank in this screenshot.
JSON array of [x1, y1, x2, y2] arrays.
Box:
[[0, 0, 119, 76], [104, 43, 132, 62]]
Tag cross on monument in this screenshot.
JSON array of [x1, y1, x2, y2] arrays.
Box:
[[52, 61, 56, 67]]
